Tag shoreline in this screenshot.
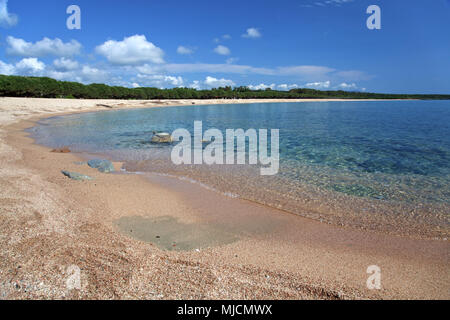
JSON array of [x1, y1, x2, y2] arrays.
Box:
[[0, 97, 449, 299]]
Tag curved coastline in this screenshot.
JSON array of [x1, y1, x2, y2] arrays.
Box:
[[29, 100, 450, 240], [0, 97, 449, 299]]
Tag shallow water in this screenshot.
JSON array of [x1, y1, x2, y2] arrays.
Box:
[[29, 101, 450, 238], [115, 216, 237, 251]]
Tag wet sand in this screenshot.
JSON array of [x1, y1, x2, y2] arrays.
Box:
[[0, 97, 449, 299]]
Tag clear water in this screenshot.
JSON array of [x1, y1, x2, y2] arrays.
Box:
[[29, 101, 450, 238]]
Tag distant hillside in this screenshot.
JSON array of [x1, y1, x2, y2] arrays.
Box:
[[1, 74, 449, 100]]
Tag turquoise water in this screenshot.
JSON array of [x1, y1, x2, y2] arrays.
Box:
[[30, 101, 450, 237]]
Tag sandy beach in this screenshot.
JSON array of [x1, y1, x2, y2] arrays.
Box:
[[0, 97, 448, 300]]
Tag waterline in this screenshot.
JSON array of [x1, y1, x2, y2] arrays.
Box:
[[29, 101, 450, 238]]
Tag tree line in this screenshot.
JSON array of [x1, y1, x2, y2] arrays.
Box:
[[1, 75, 449, 100]]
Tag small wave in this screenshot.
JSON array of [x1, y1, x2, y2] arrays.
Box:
[[123, 168, 240, 199]]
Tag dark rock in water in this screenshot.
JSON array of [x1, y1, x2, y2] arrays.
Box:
[[61, 171, 93, 181], [87, 159, 115, 173]]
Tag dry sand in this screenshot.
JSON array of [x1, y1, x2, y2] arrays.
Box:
[[0, 97, 448, 300]]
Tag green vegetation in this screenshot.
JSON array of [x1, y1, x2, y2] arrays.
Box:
[[1, 74, 449, 100]]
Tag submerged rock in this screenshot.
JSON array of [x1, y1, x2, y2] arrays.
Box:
[[151, 132, 173, 143], [61, 171, 93, 181], [87, 159, 115, 173]]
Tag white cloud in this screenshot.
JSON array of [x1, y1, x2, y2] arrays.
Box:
[[15, 58, 45, 75], [305, 80, 331, 89], [248, 83, 276, 90], [204, 76, 235, 88], [53, 58, 79, 71], [277, 84, 299, 90], [177, 46, 194, 55], [47, 65, 108, 84], [131, 82, 140, 88], [303, 81, 363, 91], [0, 0, 17, 27], [213, 45, 231, 56], [164, 75, 184, 86], [336, 82, 358, 90], [189, 80, 201, 90], [242, 28, 261, 38], [188, 77, 236, 89], [80, 66, 107, 82], [6, 36, 81, 57], [95, 35, 164, 65], [136, 74, 184, 87], [0, 59, 15, 75]]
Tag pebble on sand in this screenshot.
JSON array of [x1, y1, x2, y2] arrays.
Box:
[[51, 147, 71, 153], [61, 171, 93, 181]]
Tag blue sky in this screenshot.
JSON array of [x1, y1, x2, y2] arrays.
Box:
[[0, 0, 449, 93]]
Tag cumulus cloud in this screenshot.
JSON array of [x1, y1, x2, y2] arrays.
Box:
[[336, 82, 357, 90], [95, 35, 164, 65], [0, 59, 15, 75], [1, 58, 46, 76], [204, 76, 235, 87], [242, 28, 261, 38], [213, 45, 231, 56], [188, 77, 235, 89], [0, 56, 109, 84], [277, 84, 299, 90], [177, 46, 194, 55], [53, 58, 79, 71], [248, 83, 276, 90], [189, 80, 201, 90], [48, 65, 108, 84], [305, 80, 331, 89], [0, 0, 17, 27], [303, 81, 364, 91], [135, 74, 184, 88], [6, 36, 81, 57], [15, 58, 45, 74]]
